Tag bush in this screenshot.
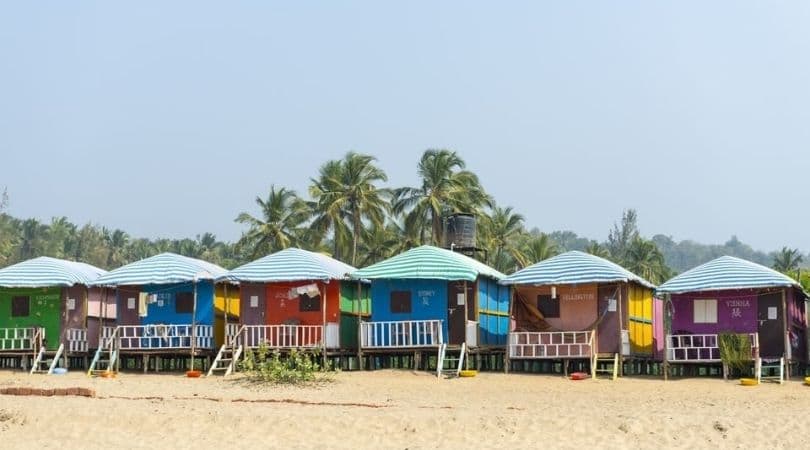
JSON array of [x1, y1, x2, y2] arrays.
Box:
[[718, 332, 753, 374], [239, 344, 331, 385]]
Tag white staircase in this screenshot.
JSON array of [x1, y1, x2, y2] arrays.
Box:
[[591, 353, 619, 380], [756, 357, 784, 384], [87, 328, 119, 377], [207, 344, 243, 377], [436, 342, 466, 378], [30, 343, 64, 375]]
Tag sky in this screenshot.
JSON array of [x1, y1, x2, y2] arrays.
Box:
[[1, 1, 809, 252]]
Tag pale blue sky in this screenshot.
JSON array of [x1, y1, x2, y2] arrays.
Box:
[[1, 1, 808, 251]]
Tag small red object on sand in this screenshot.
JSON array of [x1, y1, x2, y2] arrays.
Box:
[[570, 372, 588, 380]]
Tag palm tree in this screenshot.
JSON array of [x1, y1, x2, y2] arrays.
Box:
[[521, 233, 559, 268], [479, 205, 526, 272], [393, 149, 491, 246], [622, 237, 671, 284], [308, 152, 389, 266], [585, 241, 610, 259], [18, 218, 48, 260], [773, 247, 803, 273], [47, 216, 77, 258], [103, 228, 129, 269], [235, 185, 310, 258], [357, 222, 399, 267], [309, 159, 352, 260]]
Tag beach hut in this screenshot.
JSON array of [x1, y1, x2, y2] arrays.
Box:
[[209, 248, 367, 375], [87, 253, 238, 373], [500, 251, 658, 378], [657, 256, 807, 381], [350, 245, 508, 372], [0, 256, 107, 373]]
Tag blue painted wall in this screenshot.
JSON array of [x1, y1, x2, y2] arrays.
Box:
[[478, 277, 510, 346], [117, 281, 215, 326], [370, 279, 449, 338]]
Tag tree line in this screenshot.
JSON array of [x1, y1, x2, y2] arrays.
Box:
[[0, 150, 806, 286]]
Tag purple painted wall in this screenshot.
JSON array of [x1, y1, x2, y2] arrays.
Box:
[[653, 297, 664, 360], [671, 289, 759, 335]]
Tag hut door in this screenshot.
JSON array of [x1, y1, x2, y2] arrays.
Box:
[[447, 282, 469, 345], [241, 283, 266, 326], [757, 292, 784, 358]]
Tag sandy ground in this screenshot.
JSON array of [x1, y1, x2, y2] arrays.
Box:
[[0, 369, 809, 449]]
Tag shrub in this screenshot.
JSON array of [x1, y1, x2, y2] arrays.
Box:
[[240, 344, 331, 385], [718, 332, 753, 374]]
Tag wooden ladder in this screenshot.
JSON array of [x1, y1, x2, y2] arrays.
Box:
[[436, 342, 466, 378], [756, 357, 784, 384], [207, 344, 243, 377], [591, 353, 619, 380], [87, 330, 119, 377]]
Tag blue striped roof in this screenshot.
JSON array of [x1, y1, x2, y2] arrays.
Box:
[[0, 256, 107, 288], [91, 253, 227, 286], [657, 255, 801, 294], [221, 248, 357, 283], [350, 245, 505, 282], [500, 250, 655, 288]]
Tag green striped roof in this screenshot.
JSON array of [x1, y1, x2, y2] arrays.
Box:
[[351, 245, 504, 281]]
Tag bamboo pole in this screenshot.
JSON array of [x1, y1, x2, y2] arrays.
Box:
[[356, 280, 363, 370], [505, 286, 513, 374], [321, 282, 327, 369], [782, 288, 789, 380], [617, 284, 624, 377], [663, 294, 670, 381], [190, 279, 198, 372]]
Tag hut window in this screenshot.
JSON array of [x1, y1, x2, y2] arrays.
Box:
[[537, 295, 560, 319], [11, 296, 30, 317], [390, 291, 412, 314], [299, 294, 321, 312], [175, 292, 194, 314], [693, 299, 717, 324]]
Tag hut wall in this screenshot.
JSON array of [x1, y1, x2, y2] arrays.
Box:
[[0, 287, 62, 350], [239, 283, 266, 325], [214, 284, 240, 347], [339, 281, 370, 349], [596, 284, 621, 354], [627, 284, 654, 356], [61, 285, 87, 333], [370, 279, 449, 339], [653, 297, 665, 360], [787, 287, 807, 362], [477, 277, 509, 346], [116, 287, 141, 326], [141, 281, 215, 326], [670, 289, 758, 335], [264, 281, 340, 326], [514, 284, 598, 332]]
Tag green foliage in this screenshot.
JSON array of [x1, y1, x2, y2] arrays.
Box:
[[773, 247, 803, 273], [240, 345, 331, 385], [718, 332, 753, 373]]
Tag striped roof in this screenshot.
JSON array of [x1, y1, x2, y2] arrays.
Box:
[[500, 250, 655, 288], [0, 256, 107, 288], [91, 253, 227, 287], [221, 248, 357, 283], [657, 255, 801, 294], [351, 245, 504, 281]]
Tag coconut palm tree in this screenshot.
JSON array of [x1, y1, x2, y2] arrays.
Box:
[[479, 204, 526, 272], [18, 218, 49, 260], [773, 247, 803, 273], [235, 185, 310, 258], [308, 152, 389, 266], [393, 149, 491, 246], [309, 159, 352, 260], [622, 237, 671, 284], [521, 233, 559, 268], [103, 228, 130, 269], [585, 241, 610, 259]]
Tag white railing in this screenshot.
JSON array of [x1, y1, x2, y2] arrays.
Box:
[[667, 333, 759, 363], [230, 324, 323, 349], [509, 330, 595, 359], [65, 328, 88, 353], [360, 320, 444, 349], [102, 325, 213, 350], [0, 327, 41, 351]]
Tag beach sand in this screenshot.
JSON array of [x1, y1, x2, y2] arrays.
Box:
[[0, 370, 808, 449]]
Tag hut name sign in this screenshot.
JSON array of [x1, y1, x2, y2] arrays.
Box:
[[560, 292, 595, 302]]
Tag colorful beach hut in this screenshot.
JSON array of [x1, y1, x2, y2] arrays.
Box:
[[210, 248, 367, 375], [500, 251, 658, 378], [0, 256, 107, 373], [87, 253, 237, 373], [350, 245, 508, 371], [657, 256, 807, 381]]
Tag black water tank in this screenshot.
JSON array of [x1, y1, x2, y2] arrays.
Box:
[[444, 213, 477, 248]]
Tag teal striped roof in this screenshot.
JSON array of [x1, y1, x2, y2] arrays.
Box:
[[500, 250, 655, 288], [221, 248, 356, 283], [351, 245, 504, 281], [657, 255, 801, 294], [91, 253, 227, 287], [0, 256, 106, 288]]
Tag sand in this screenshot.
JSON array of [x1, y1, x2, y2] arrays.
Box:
[[0, 370, 808, 449]]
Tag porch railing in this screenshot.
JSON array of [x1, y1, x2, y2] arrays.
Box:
[[102, 325, 213, 350], [666, 333, 759, 363], [229, 324, 323, 349], [360, 320, 444, 349], [0, 327, 42, 351], [508, 330, 595, 359], [65, 328, 88, 353]]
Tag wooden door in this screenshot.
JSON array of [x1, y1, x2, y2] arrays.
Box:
[[447, 282, 471, 345], [240, 283, 266, 325], [757, 292, 784, 358]]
